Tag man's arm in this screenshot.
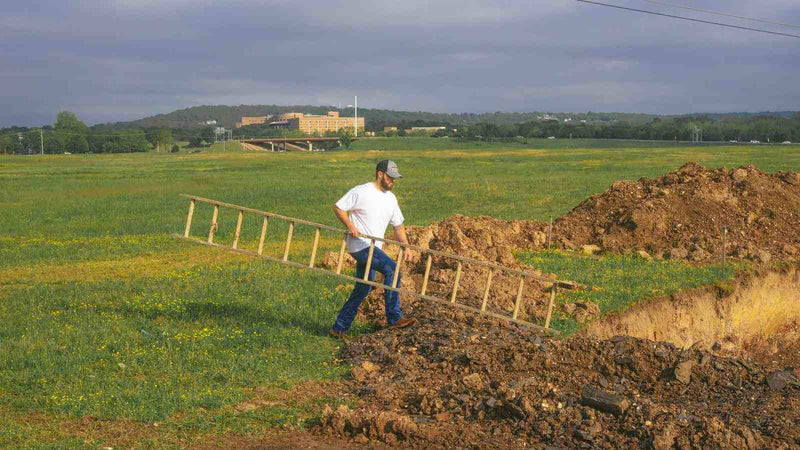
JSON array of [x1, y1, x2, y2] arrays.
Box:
[[393, 224, 414, 262], [333, 204, 359, 237]]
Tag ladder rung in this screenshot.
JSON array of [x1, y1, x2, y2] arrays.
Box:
[[309, 228, 320, 268], [283, 222, 294, 262], [450, 262, 462, 303], [363, 240, 375, 281], [512, 278, 525, 320], [481, 268, 494, 312], [257, 217, 269, 255], [421, 253, 432, 295], [544, 285, 558, 329], [232, 210, 243, 249], [184, 199, 195, 238], [336, 234, 347, 274], [391, 248, 404, 288], [208, 205, 219, 244]]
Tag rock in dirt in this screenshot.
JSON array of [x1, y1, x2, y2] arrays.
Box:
[[582, 244, 601, 255], [652, 424, 678, 450], [580, 385, 630, 416], [463, 373, 484, 391], [766, 370, 793, 391], [668, 247, 689, 260], [361, 361, 380, 373], [674, 360, 695, 384], [319, 251, 355, 270]]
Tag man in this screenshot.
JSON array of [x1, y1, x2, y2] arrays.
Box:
[[330, 160, 417, 339]]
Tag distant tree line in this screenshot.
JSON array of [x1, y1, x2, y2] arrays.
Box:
[[1, 112, 151, 154], [0, 112, 223, 155], [457, 114, 800, 143]]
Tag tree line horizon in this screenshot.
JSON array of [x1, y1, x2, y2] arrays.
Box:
[[2, 110, 799, 154]]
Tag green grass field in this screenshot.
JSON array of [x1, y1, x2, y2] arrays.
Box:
[[2, 137, 799, 447]]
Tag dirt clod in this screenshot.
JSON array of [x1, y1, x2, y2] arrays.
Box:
[[674, 360, 695, 384]]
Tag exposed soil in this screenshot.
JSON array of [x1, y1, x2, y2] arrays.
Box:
[[314, 163, 800, 448], [320, 307, 799, 448], [583, 266, 800, 361]]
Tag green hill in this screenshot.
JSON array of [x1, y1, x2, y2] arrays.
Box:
[[95, 104, 799, 133]]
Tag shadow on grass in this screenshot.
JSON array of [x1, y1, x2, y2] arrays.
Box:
[[112, 300, 334, 338]]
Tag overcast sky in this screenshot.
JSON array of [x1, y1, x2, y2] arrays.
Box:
[[2, 0, 798, 126]]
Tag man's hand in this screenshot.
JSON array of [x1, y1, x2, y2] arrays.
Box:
[[334, 204, 360, 238], [347, 224, 359, 238], [393, 225, 414, 263]]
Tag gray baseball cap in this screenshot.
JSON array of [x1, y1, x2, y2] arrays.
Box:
[[376, 160, 403, 178]]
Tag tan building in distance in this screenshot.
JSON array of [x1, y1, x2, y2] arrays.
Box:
[[235, 116, 273, 128], [271, 111, 365, 134], [383, 126, 398, 132]]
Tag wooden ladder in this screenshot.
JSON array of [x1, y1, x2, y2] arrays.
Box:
[[175, 194, 571, 334]]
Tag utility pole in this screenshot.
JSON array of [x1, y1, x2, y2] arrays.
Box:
[[40, 129, 44, 155], [354, 95, 358, 137]]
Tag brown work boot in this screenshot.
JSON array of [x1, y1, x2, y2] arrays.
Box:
[[388, 317, 417, 329], [329, 329, 350, 340]]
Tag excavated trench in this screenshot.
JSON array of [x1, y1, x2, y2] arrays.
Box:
[[582, 266, 800, 364]]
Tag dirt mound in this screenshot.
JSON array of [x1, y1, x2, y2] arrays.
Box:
[[556, 162, 800, 262], [318, 306, 799, 447]]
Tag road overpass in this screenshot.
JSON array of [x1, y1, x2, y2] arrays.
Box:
[[239, 137, 355, 152]]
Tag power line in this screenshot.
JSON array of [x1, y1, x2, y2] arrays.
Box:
[[576, 0, 800, 39], [637, 0, 800, 30]]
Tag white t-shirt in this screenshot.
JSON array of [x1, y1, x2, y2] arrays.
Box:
[[335, 182, 405, 253]]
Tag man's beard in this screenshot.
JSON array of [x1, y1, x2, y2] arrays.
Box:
[[380, 177, 393, 191]]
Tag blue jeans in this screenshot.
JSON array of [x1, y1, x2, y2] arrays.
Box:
[[332, 246, 403, 332]]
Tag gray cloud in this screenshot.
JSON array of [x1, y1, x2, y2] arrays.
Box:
[[1, 0, 799, 126]]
